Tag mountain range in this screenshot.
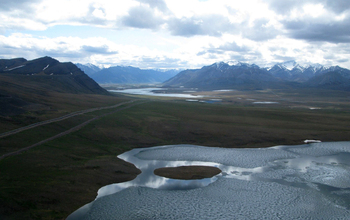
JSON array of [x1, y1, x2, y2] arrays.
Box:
[[76, 63, 180, 84], [163, 61, 350, 90]]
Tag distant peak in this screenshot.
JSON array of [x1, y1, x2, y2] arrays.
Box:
[[228, 61, 247, 66], [214, 62, 229, 69], [212, 61, 253, 69]]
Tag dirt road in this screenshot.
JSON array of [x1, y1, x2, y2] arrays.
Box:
[[0, 100, 147, 160]]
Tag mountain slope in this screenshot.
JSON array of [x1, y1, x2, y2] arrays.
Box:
[[164, 61, 350, 90], [0, 57, 108, 95], [76, 63, 101, 76], [87, 65, 179, 84], [267, 60, 350, 82], [304, 71, 350, 90], [163, 62, 279, 90], [0, 57, 110, 117]]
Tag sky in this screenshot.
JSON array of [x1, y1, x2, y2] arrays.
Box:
[[1, 0, 350, 69]]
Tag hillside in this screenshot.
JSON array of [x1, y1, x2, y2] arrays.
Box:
[[75, 63, 101, 76], [163, 62, 279, 90], [163, 61, 350, 90], [77, 64, 179, 84], [0, 56, 108, 94], [305, 71, 350, 90], [267, 60, 350, 82], [0, 57, 109, 117]]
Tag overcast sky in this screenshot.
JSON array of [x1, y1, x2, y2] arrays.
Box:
[[1, 0, 350, 69]]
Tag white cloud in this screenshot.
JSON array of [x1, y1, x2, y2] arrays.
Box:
[[0, 0, 350, 69]]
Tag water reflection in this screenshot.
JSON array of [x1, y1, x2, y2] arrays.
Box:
[[68, 142, 350, 220], [97, 147, 222, 198], [109, 88, 203, 98]]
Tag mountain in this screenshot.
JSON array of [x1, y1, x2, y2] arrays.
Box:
[[163, 62, 279, 90], [304, 71, 350, 90], [0, 56, 110, 116], [89, 66, 179, 84], [163, 61, 350, 90], [75, 63, 101, 76], [267, 60, 350, 82], [0, 56, 108, 95]]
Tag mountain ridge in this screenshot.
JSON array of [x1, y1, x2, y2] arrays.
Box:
[[76, 63, 180, 84], [163, 61, 350, 90]]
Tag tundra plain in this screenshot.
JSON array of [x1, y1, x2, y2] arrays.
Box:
[[1, 87, 350, 219]]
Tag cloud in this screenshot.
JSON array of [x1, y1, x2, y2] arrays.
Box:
[[121, 6, 165, 29], [266, 0, 306, 14], [1, 0, 350, 69], [218, 42, 251, 52], [337, 58, 349, 63], [0, 34, 118, 62], [282, 17, 350, 43], [322, 0, 350, 13], [267, 0, 350, 14], [0, 0, 39, 11], [168, 14, 234, 37], [136, 0, 170, 13], [139, 56, 185, 68], [81, 45, 117, 55], [242, 19, 279, 41]]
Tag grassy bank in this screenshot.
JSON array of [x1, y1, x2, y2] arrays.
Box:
[[1, 91, 350, 219]]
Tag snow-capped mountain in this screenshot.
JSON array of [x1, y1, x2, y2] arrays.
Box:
[[163, 61, 277, 90], [76, 63, 101, 76], [267, 61, 350, 82], [163, 61, 350, 90]]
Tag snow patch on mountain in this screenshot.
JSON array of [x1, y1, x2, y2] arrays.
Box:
[[281, 60, 297, 70], [5, 65, 25, 71], [43, 64, 49, 71]]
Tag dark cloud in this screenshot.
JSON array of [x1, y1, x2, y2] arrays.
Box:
[[323, 0, 350, 13], [121, 6, 164, 29], [282, 17, 350, 43], [268, 0, 350, 14], [168, 15, 235, 37]]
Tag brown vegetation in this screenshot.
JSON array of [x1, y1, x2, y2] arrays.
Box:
[[154, 166, 221, 180], [0, 87, 350, 219]]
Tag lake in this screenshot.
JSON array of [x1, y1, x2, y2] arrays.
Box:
[[68, 142, 350, 219], [109, 88, 203, 98]]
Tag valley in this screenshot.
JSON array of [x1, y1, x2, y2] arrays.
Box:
[[2, 0, 350, 217], [1, 57, 350, 219], [1, 86, 350, 219]]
